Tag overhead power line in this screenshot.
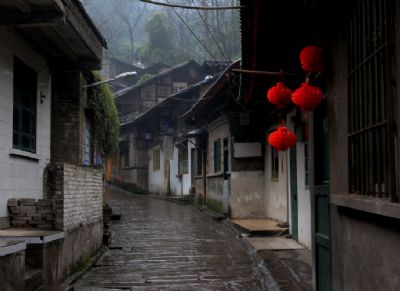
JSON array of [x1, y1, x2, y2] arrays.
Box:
[[190, 0, 231, 60], [165, 0, 216, 60], [140, 0, 242, 10]]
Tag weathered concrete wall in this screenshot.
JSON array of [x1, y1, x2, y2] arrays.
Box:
[[265, 143, 288, 222], [332, 208, 400, 291], [194, 177, 203, 204], [0, 250, 25, 291], [58, 221, 103, 280], [230, 171, 264, 218], [327, 10, 400, 290], [207, 175, 225, 213], [0, 27, 51, 220]]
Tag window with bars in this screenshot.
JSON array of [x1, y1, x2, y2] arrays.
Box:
[[13, 57, 37, 153], [348, 0, 395, 199]]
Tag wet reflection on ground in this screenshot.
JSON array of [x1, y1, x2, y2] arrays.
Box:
[[73, 186, 263, 290]]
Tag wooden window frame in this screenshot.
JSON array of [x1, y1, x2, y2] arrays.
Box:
[[178, 148, 188, 175], [153, 148, 160, 171], [214, 139, 221, 173], [13, 57, 37, 153]]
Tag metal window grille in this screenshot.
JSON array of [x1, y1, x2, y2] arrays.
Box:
[[348, 0, 395, 199]]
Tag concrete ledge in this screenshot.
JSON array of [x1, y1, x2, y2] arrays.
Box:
[[9, 148, 40, 161], [331, 194, 400, 219], [0, 240, 26, 256], [0, 229, 65, 244]]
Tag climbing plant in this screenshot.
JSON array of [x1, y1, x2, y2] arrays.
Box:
[[87, 72, 120, 156]]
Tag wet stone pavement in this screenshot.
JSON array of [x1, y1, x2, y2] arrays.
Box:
[[73, 185, 264, 291]]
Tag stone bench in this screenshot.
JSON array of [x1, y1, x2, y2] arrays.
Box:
[[0, 240, 27, 291], [0, 228, 65, 289]]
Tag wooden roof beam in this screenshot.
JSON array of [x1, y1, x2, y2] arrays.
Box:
[[16, 0, 31, 12]]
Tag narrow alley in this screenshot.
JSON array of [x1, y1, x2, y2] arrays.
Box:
[[73, 186, 264, 291]]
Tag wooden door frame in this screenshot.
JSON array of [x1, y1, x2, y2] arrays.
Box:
[[310, 101, 332, 291]]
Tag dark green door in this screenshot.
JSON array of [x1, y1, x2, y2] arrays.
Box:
[[314, 99, 331, 291], [290, 145, 298, 240]]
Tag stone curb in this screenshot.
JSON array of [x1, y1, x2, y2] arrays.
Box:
[[64, 246, 107, 290], [194, 205, 281, 291], [222, 219, 281, 291]]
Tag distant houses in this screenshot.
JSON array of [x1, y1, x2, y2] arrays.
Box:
[[106, 59, 220, 194]]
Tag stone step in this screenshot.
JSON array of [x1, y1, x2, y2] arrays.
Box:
[[25, 268, 43, 291]]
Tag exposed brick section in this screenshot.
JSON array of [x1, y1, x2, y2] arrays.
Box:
[[51, 72, 85, 165], [47, 163, 103, 231], [0, 217, 10, 229], [7, 198, 54, 229]]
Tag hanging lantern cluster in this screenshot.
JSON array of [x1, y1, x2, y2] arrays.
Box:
[[265, 45, 326, 151], [292, 82, 324, 112], [268, 126, 297, 151], [266, 82, 292, 109], [300, 45, 325, 73]]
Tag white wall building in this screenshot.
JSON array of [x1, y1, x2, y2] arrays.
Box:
[[0, 27, 52, 223]]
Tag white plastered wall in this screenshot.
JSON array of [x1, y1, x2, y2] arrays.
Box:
[[265, 138, 289, 223], [148, 145, 165, 194], [0, 28, 51, 217]]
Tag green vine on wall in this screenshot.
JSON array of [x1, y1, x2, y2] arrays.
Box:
[[87, 72, 120, 156]]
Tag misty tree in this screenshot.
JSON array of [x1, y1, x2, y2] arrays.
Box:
[[139, 12, 189, 66], [81, 0, 241, 66]]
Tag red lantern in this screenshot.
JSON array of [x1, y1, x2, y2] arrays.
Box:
[[268, 126, 298, 151], [292, 82, 324, 112], [300, 46, 325, 73], [266, 82, 292, 108]]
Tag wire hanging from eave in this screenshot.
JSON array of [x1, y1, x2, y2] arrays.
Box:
[[140, 0, 243, 10]]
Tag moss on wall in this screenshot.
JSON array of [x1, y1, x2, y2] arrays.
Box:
[[207, 198, 224, 214]]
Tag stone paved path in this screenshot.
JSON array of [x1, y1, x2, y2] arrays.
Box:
[[73, 185, 263, 291]]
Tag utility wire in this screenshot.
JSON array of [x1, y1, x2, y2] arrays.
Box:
[[140, 0, 242, 10], [165, 0, 216, 60], [115, 95, 216, 104], [190, 0, 231, 60]]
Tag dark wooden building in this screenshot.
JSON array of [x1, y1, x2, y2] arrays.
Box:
[[240, 0, 400, 290]]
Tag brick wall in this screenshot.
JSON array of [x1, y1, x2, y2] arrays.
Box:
[[51, 72, 85, 165], [48, 163, 103, 231], [7, 198, 54, 228]]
